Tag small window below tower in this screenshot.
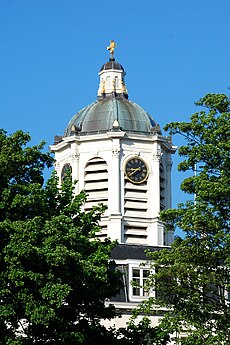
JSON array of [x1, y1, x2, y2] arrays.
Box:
[[132, 267, 150, 297], [128, 264, 152, 301]]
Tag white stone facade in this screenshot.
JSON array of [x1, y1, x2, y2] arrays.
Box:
[[50, 129, 176, 246]]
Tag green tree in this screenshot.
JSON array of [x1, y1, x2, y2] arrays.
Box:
[[0, 130, 122, 344], [116, 317, 170, 345], [141, 94, 230, 344]]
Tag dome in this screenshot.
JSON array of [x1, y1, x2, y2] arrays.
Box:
[[100, 58, 124, 72], [64, 97, 157, 136], [64, 41, 160, 138]]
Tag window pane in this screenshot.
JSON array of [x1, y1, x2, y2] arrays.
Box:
[[133, 276, 140, 296], [133, 269, 140, 278], [133, 287, 140, 296], [143, 270, 150, 278], [143, 277, 149, 296], [133, 278, 140, 285]]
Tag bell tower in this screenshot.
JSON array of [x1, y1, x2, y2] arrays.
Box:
[[50, 41, 176, 247]]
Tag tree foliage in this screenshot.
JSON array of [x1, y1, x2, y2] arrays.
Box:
[[117, 317, 170, 345], [0, 129, 170, 345], [142, 94, 230, 344], [0, 130, 123, 344]]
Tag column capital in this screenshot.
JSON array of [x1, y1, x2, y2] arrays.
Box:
[[54, 162, 61, 171], [71, 153, 80, 162], [152, 151, 161, 162], [112, 146, 121, 157]]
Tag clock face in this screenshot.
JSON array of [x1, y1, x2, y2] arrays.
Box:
[[125, 157, 149, 184]]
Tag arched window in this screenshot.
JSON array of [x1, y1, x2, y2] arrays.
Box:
[[106, 76, 111, 87], [115, 76, 119, 89], [61, 163, 72, 183]]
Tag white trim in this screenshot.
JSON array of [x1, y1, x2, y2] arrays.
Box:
[[128, 262, 154, 302]]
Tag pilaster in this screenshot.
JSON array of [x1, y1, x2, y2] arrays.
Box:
[[70, 143, 80, 195], [149, 143, 162, 216], [107, 138, 122, 241]]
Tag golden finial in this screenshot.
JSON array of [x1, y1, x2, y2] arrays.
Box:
[[107, 40, 117, 60]]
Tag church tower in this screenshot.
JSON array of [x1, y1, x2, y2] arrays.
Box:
[[50, 41, 176, 247]]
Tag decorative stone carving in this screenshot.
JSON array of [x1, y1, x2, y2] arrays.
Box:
[[152, 151, 162, 161], [71, 152, 80, 162], [112, 146, 120, 157], [54, 162, 60, 171], [134, 151, 140, 157]]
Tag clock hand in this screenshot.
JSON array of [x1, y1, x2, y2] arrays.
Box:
[[128, 167, 141, 176]]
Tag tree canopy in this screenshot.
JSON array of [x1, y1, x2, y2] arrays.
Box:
[[0, 129, 170, 345], [0, 130, 123, 344], [140, 94, 230, 344]]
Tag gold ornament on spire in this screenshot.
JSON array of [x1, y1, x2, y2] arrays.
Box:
[[107, 40, 117, 59], [121, 80, 128, 94]]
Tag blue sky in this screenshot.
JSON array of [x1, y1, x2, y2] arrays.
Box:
[[1, 0, 229, 235]]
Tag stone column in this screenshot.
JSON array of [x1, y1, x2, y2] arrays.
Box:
[[150, 143, 162, 215], [166, 156, 173, 209], [111, 144, 121, 214], [70, 143, 80, 196], [147, 142, 164, 246], [107, 138, 122, 242]]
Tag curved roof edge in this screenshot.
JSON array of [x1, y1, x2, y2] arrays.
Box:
[[64, 98, 159, 137]]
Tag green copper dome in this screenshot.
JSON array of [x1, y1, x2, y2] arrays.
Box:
[[64, 97, 157, 136]]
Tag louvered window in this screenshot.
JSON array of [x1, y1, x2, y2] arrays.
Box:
[[124, 225, 147, 244], [124, 179, 148, 218], [84, 157, 108, 214], [95, 225, 108, 241]]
